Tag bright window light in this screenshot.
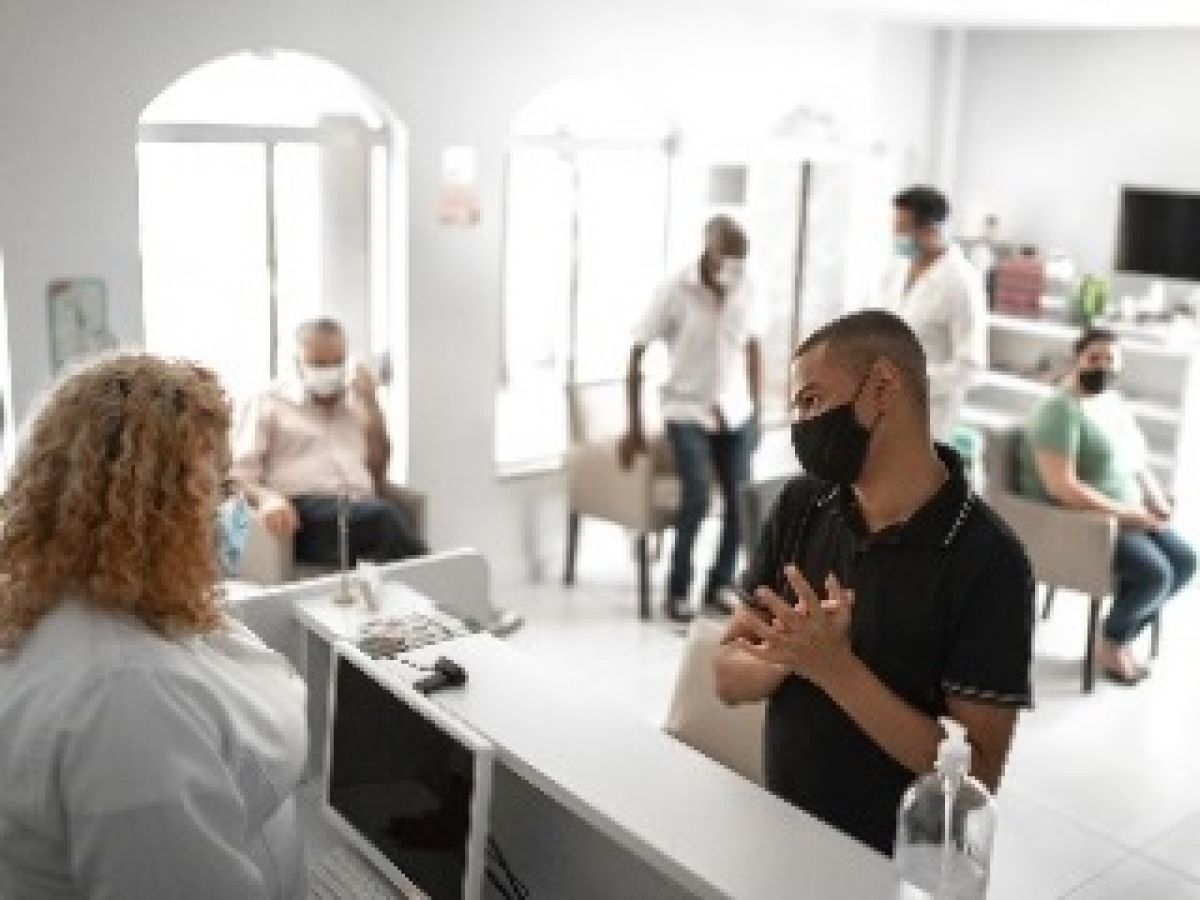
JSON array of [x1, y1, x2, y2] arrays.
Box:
[[141, 51, 383, 128], [498, 81, 675, 472]]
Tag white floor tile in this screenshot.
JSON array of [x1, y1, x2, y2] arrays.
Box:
[[1144, 813, 1200, 884], [990, 791, 1129, 900], [1064, 856, 1200, 900]]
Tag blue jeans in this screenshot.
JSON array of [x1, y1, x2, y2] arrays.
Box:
[[1106, 527, 1196, 645], [666, 419, 756, 600]]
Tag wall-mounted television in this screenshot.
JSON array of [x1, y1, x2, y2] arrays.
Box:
[[1115, 186, 1200, 281]]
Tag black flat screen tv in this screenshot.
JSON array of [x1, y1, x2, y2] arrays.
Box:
[[1116, 186, 1200, 280]]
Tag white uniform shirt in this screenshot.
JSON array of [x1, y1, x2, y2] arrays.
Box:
[[633, 263, 765, 431], [875, 243, 987, 441], [0, 601, 308, 899]]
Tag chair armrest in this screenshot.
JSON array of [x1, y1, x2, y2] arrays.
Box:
[[566, 440, 656, 531], [238, 513, 294, 585], [379, 483, 428, 541], [991, 492, 1117, 597]]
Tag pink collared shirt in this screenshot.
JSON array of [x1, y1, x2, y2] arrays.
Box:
[[231, 382, 376, 500]]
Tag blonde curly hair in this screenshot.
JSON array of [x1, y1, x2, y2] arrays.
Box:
[[0, 353, 232, 649]]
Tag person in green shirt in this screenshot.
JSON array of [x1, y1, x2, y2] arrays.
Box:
[[1020, 327, 1194, 685]]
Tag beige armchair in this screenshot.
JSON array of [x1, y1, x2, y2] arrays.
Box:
[[984, 427, 1159, 693], [563, 380, 684, 620], [238, 483, 428, 585], [663, 618, 765, 784]]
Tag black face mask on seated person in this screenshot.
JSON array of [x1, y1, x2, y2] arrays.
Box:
[[1078, 367, 1117, 397], [790, 372, 877, 485]]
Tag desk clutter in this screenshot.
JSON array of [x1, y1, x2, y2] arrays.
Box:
[[356, 611, 473, 660]]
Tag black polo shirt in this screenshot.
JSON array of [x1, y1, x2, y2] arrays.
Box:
[[741, 446, 1034, 857]]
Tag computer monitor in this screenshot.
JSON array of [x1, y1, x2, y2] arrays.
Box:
[[324, 649, 493, 899]]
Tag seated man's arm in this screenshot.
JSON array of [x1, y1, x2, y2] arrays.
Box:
[[353, 365, 391, 489], [713, 479, 795, 706], [714, 609, 789, 705], [229, 395, 297, 536]]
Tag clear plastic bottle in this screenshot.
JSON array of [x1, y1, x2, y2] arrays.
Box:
[[895, 718, 997, 899]]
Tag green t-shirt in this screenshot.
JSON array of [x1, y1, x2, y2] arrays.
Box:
[[1018, 390, 1145, 505]]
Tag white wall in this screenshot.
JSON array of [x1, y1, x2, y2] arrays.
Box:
[[954, 29, 1200, 273], [0, 0, 940, 581]]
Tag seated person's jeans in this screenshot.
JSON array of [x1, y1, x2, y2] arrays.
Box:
[[1107, 527, 1197, 645], [291, 494, 428, 567]]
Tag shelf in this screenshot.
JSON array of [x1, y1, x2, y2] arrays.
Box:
[[975, 369, 1055, 399], [959, 403, 1023, 433], [972, 369, 1180, 427], [988, 312, 1196, 360]]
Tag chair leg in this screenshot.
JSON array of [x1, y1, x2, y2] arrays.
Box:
[[1041, 586, 1056, 621], [636, 533, 651, 622], [1150, 613, 1162, 659], [1083, 595, 1101, 693], [563, 511, 580, 586]]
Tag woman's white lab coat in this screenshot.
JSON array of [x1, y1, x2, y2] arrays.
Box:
[[0, 600, 308, 899]]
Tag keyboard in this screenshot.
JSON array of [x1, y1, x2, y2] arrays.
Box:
[[355, 611, 471, 661], [308, 845, 401, 899]]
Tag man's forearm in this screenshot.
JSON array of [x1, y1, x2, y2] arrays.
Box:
[[714, 645, 787, 706], [360, 394, 391, 484], [746, 340, 763, 414], [816, 655, 943, 777], [626, 348, 645, 436]]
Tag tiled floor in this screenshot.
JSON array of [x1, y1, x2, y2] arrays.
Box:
[[494, 518, 1200, 899]]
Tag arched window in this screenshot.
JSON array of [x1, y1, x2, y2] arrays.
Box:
[[497, 80, 678, 471], [136, 51, 401, 408]]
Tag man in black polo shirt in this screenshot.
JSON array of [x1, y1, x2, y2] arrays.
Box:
[[714, 310, 1033, 857]]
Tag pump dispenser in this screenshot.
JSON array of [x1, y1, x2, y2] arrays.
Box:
[[895, 718, 997, 899]]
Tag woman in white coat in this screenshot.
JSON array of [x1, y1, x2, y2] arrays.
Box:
[[0, 354, 307, 899]]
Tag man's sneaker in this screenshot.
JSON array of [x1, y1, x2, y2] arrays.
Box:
[[664, 595, 695, 624], [702, 586, 737, 617]]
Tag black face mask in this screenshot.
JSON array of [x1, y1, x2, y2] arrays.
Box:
[[1078, 367, 1116, 396], [791, 375, 875, 485]]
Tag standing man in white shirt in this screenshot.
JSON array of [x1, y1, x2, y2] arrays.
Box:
[[619, 216, 764, 623], [875, 185, 987, 442]]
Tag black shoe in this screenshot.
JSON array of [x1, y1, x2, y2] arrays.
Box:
[[664, 596, 695, 624], [702, 586, 736, 617], [1101, 665, 1150, 687]]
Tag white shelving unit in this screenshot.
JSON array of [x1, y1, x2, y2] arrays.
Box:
[[962, 312, 1199, 490]]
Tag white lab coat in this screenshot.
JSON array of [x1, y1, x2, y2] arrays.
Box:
[[0, 600, 308, 899], [874, 244, 988, 441]]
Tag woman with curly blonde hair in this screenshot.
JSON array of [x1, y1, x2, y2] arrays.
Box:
[[0, 354, 307, 899]]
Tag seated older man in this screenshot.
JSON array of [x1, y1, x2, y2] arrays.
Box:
[[231, 317, 427, 567]]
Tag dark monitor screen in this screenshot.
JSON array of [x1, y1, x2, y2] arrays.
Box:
[[1116, 187, 1200, 280], [330, 657, 476, 900]]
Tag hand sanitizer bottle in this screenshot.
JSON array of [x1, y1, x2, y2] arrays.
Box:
[[895, 718, 997, 899]]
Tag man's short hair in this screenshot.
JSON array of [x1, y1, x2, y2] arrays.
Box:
[[893, 185, 950, 228], [795, 310, 930, 412], [1073, 326, 1119, 357], [296, 317, 345, 345], [704, 215, 747, 255]]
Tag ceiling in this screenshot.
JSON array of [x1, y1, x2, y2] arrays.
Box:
[[784, 0, 1200, 28]]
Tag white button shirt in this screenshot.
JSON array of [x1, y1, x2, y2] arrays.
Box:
[[874, 243, 987, 441], [0, 601, 308, 899], [230, 382, 375, 501], [634, 263, 765, 431]]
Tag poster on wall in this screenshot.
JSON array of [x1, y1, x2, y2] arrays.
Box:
[[47, 277, 117, 373], [437, 145, 481, 227]]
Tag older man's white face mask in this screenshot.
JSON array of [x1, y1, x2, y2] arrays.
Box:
[[300, 363, 347, 399]]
